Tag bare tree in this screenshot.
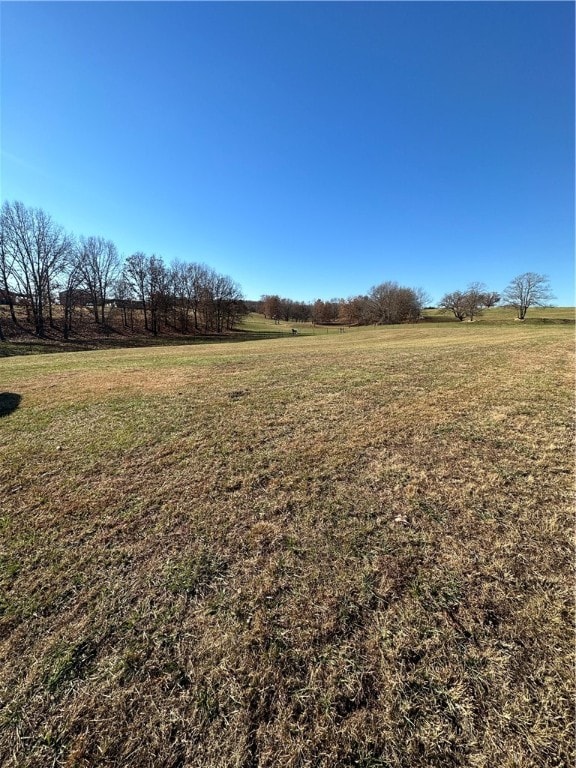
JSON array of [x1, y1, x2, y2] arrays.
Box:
[[1, 201, 71, 337], [203, 271, 244, 333], [290, 301, 312, 323], [369, 282, 423, 324], [439, 290, 469, 321], [261, 295, 282, 322], [0, 223, 7, 339], [114, 276, 135, 329], [0, 219, 18, 324], [76, 236, 121, 324], [482, 291, 500, 308], [61, 261, 82, 340], [440, 284, 496, 321], [148, 255, 171, 335], [218, 276, 244, 330], [461, 282, 488, 321], [503, 272, 554, 320], [414, 287, 432, 312], [170, 260, 191, 332], [338, 295, 370, 326], [123, 252, 151, 331], [311, 299, 339, 324], [122, 253, 172, 335], [189, 263, 210, 331]]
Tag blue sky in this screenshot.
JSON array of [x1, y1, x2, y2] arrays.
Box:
[[1, 1, 574, 305]]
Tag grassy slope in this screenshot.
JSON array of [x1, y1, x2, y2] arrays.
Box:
[[0, 323, 574, 767], [1, 306, 574, 358], [422, 306, 576, 323]]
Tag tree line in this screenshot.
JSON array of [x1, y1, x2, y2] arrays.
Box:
[[259, 272, 554, 327], [0, 200, 245, 340], [260, 283, 429, 326], [0, 199, 556, 341], [438, 276, 554, 321]]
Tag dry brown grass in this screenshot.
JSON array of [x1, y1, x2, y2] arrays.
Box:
[[0, 322, 573, 767]]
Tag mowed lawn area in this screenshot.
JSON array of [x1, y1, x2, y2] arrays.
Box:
[[1, 322, 573, 767]]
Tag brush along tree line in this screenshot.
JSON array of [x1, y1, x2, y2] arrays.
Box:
[[0, 200, 555, 340], [260, 272, 554, 326], [0, 201, 245, 340], [259, 285, 430, 326]]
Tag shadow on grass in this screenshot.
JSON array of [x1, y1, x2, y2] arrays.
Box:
[[0, 330, 303, 356], [0, 392, 21, 417]]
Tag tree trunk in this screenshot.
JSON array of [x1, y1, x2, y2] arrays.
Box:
[[6, 293, 17, 323], [63, 304, 71, 339], [48, 289, 55, 328]]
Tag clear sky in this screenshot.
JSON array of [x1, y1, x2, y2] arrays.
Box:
[[1, 1, 574, 305]]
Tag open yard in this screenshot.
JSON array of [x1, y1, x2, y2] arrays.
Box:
[[0, 321, 573, 767]]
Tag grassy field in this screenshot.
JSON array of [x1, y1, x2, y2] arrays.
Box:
[[2, 305, 573, 359], [0, 321, 573, 767], [421, 306, 576, 324], [238, 306, 576, 330]]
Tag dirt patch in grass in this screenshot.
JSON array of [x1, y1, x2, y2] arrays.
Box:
[[0, 323, 573, 767]]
